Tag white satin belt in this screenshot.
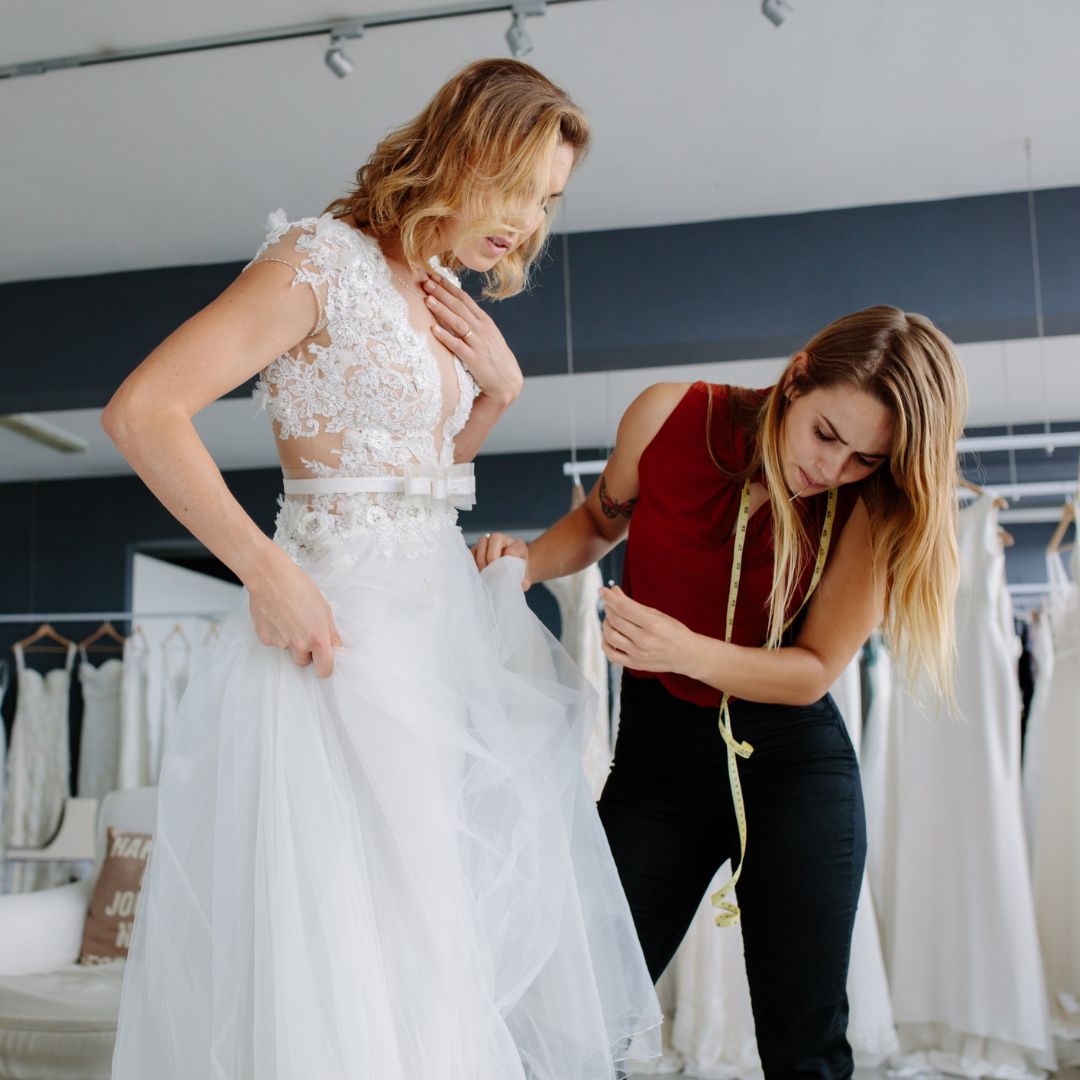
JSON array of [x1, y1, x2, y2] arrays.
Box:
[[282, 463, 476, 511]]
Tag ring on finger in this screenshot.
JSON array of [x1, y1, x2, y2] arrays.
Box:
[[462, 327, 475, 341]]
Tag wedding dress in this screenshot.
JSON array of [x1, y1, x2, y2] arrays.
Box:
[[76, 649, 124, 799], [3, 642, 76, 893], [112, 210, 661, 1080], [884, 495, 1054, 1078], [542, 485, 612, 799], [1028, 526, 1080, 1043]]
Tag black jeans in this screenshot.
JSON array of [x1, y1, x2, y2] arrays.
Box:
[[599, 674, 866, 1080]]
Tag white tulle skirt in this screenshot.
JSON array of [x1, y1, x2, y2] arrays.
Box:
[[112, 532, 661, 1079]]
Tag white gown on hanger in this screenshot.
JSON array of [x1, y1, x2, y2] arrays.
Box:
[[76, 649, 124, 800], [884, 494, 1054, 1079], [3, 642, 76, 893], [542, 485, 612, 799], [112, 211, 661, 1080], [1027, 522, 1080, 1045], [658, 657, 896, 1079], [0, 660, 9, 879], [859, 634, 893, 940], [116, 630, 152, 790]]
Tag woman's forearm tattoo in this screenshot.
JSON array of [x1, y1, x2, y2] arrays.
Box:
[[599, 475, 637, 519]]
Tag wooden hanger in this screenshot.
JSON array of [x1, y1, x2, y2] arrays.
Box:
[[959, 477, 1008, 510], [14, 623, 74, 654], [1047, 502, 1075, 554], [77, 621, 127, 653], [202, 622, 222, 646], [162, 623, 191, 649], [997, 526, 1015, 548]]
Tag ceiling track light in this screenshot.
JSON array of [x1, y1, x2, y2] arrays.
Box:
[[506, 1, 546, 59], [324, 21, 362, 79], [761, 0, 793, 27], [0, 2, 586, 82]]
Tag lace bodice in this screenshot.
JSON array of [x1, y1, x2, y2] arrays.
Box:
[[247, 210, 480, 562]]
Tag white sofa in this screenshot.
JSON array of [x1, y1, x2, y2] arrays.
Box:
[[0, 788, 157, 1080]]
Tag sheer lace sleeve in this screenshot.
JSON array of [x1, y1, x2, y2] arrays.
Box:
[[244, 210, 330, 339]]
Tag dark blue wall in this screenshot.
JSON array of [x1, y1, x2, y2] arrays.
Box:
[[4, 186, 1080, 413]]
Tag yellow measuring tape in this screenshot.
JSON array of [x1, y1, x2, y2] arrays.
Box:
[[710, 478, 838, 926]]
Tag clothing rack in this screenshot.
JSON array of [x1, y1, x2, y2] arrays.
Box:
[[0, 611, 232, 625]]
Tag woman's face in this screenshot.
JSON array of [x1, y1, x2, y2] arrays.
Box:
[[781, 361, 895, 497], [441, 141, 576, 271]]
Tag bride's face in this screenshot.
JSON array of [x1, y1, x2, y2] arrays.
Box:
[[441, 141, 576, 272]]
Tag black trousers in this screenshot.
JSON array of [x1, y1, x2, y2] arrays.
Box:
[[599, 674, 866, 1080]]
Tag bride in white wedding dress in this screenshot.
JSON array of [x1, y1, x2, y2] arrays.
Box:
[[104, 59, 660, 1080]]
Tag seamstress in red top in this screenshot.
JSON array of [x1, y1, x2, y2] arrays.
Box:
[[475, 305, 967, 1080]]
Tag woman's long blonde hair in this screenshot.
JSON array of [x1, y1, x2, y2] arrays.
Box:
[[325, 58, 589, 299], [735, 306, 968, 700]]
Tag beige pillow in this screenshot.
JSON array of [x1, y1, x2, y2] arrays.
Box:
[[79, 828, 153, 965]]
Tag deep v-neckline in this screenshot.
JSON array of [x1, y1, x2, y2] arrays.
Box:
[[350, 227, 466, 430]]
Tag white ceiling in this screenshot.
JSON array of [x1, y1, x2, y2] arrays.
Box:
[[3, 333, 1077, 483], [3, 0, 1080, 282]]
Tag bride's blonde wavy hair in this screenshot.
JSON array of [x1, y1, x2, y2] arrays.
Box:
[[732, 306, 968, 700], [324, 58, 589, 299]]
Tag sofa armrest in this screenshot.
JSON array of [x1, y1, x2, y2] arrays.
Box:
[[0, 879, 93, 975]]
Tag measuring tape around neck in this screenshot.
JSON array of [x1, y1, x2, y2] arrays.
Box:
[[710, 477, 838, 926]]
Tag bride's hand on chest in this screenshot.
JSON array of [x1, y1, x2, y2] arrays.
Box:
[[422, 275, 523, 406]]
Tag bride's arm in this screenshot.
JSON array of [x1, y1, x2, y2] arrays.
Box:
[[102, 262, 343, 676]]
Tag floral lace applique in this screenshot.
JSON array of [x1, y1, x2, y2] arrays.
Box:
[[247, 209, 480, 562]]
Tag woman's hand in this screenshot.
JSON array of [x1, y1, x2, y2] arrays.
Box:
[[472, 532, 532, 590], [599, 585, 704, 675], [246, 549, 343, 677], [422, 274, 524, 405]]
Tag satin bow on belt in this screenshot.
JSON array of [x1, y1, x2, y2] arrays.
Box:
[[281, 463, 476, 512], [402, 463, 477, 511]]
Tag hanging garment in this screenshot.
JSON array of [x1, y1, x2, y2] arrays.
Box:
[[659, 656, 896, 1078], [1021, 595, 1056, 856], [151, 631, 192, 780], [829, 658, 899, 1068], [859, 633, 893, 933], [1028, 533, 1080, 1043], [117, 630, 152, 789], [542, 485, 612, 799], [884, 495, 1054, 1079], [3, 642, 76, 893], [112, 212, 661, 1080], [76, 648, 124, 800], [0, 659, 9, 878]]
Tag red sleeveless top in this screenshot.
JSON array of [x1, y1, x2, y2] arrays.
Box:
[[622, 382, 858, 707]]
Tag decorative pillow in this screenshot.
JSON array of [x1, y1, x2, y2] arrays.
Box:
[[79, 828, 153, 964]]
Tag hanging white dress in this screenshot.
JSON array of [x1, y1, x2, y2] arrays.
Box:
[[76, 649, 124, 800], [659, 656, 896, 1079], [858, 634, 893, 939], [826, 658, 899, 1067], [151, 631, 192, 781], [542, 485, 612, 799], [117, 630, 152, 790], [0, 660, 9, 881], [1028, 525, 1080, 1045], [1021, 580, 1056, 857], [885, 494, 1054, 1079], [112, 211, 661, 1080], [3, 642, 76, 893]]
